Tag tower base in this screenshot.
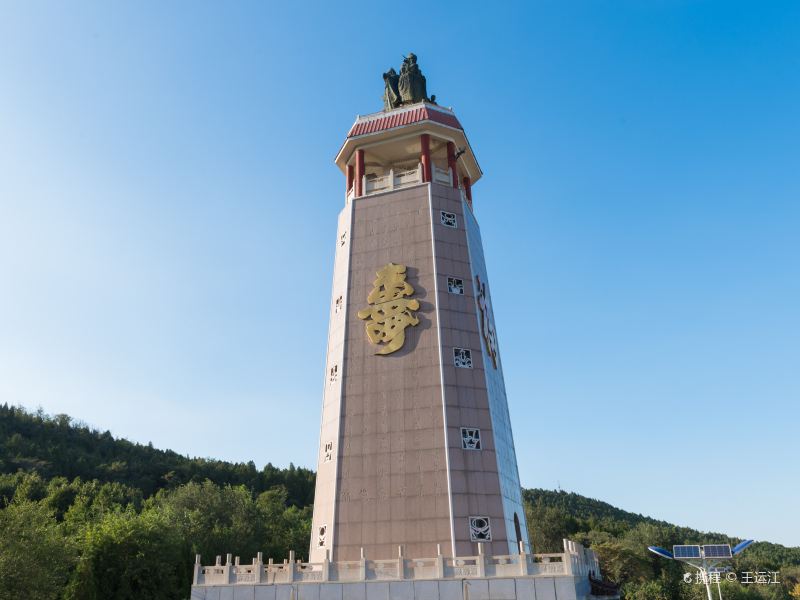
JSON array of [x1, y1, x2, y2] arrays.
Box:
[[190, 541, 618, 600], [191, 575, 602, 600]]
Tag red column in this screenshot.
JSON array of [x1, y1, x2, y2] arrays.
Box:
[[346, 165, 354, 194], [420, 134, 431, 183], [447, 141, 458, 188], [462, 176, 472, 207], [354, 149, 365, 197]]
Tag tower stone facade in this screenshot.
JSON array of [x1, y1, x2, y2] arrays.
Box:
[[310, 101, 529, 563]]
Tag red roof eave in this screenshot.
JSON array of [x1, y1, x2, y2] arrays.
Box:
[[347, 106, 462, 138]]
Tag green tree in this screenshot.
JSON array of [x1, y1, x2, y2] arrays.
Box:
[[0, 500, 76, 600], [151, 480, 267, 563], [525, 499, 577, 552], [65, 508, 188, 600], [621, 578, 674, 600], [591, 539, 651, 584]]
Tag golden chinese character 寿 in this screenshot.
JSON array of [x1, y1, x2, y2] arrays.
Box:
[[357, 263, 420, 355]]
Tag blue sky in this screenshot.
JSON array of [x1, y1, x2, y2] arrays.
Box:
[[1, 1, 798, 546]]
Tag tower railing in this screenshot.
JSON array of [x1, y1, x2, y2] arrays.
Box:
[[193, 540, 599, 587], [359, 162, 458, 197], [363, 163, 424, 195]]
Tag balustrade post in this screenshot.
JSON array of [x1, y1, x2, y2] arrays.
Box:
[[359, 547, 367, 581], [436, 544, 445, 579], [193, 554, 202, 585], [255, 552, 264, 584], [397, 545, 405, 579], [389, 168, 395, 190], [476, 543, 486, 578], [288, 551, 296, 582], [563, 552, 573, 576], [226, 553, 234, 584], [518, 542, 529, 576], [322, 549, 330, 582]]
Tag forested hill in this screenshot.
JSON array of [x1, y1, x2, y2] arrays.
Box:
[[525, 488, 667, 527], [523, 489, 800, 599], [526, 487, 800, 557], [0, 403, 314, 506], [523, 487, 710, 539]]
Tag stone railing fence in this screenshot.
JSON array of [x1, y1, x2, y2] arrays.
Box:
[[193, 539, 598, 587], [358, 162, 458, 197], [364, 163, 424, 195]]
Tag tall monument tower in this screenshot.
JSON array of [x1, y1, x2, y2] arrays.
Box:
[[311, 55, 529, 563]]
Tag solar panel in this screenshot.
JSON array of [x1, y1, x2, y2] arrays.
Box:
[[703, 544, 732, 559], [673, 545, 702, 559]]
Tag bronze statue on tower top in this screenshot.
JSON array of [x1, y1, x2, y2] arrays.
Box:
[[383, 53, 435, 111]]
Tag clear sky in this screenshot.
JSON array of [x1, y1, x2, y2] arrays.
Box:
[[1, 1, 798, 546]]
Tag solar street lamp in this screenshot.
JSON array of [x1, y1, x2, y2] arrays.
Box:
[[647, 541, 754, 600]]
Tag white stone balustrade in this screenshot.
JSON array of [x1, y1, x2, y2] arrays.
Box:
[[363, 164, 424, 195], [360, 163, 457, 197], [193, 540, 599, 587], [432, 164, 452, 185]]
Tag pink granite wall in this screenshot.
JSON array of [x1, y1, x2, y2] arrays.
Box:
[[334, 184, 449, 561]]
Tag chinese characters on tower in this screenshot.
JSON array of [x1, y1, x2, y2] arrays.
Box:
[[357, 263, 420, 355], [476, 275, 499, 368]]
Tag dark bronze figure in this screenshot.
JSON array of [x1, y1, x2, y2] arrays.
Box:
[[382, 53, 435, 110], [382, 68, 401, 111]]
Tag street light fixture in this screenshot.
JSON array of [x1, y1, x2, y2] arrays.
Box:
[[647, 541, 754, 600]]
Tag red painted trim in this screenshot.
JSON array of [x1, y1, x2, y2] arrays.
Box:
[[463, 176, 472, 207], [346, 165, 354, 194], [355, 149, 365, 197], [420, 134, 432, 183], [447, 141, 458, 188]]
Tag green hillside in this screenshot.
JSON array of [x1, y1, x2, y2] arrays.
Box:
[[1, 404, 797, 600], [524, 489, 800, 599], [0, 404, 314, 507]]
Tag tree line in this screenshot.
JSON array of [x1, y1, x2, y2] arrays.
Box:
[[0, 404, 314, 506]]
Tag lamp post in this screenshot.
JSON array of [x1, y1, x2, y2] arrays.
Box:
[[647, 541, 754, 600]]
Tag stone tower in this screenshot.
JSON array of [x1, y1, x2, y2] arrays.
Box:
[[310, 89, 529, 562]]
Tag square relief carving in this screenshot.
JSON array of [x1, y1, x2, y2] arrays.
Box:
[[469, 516, 492, 542], [447, 277, 464, 295], [461, 427, 481, 450], [453, 348, 473, 369]]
